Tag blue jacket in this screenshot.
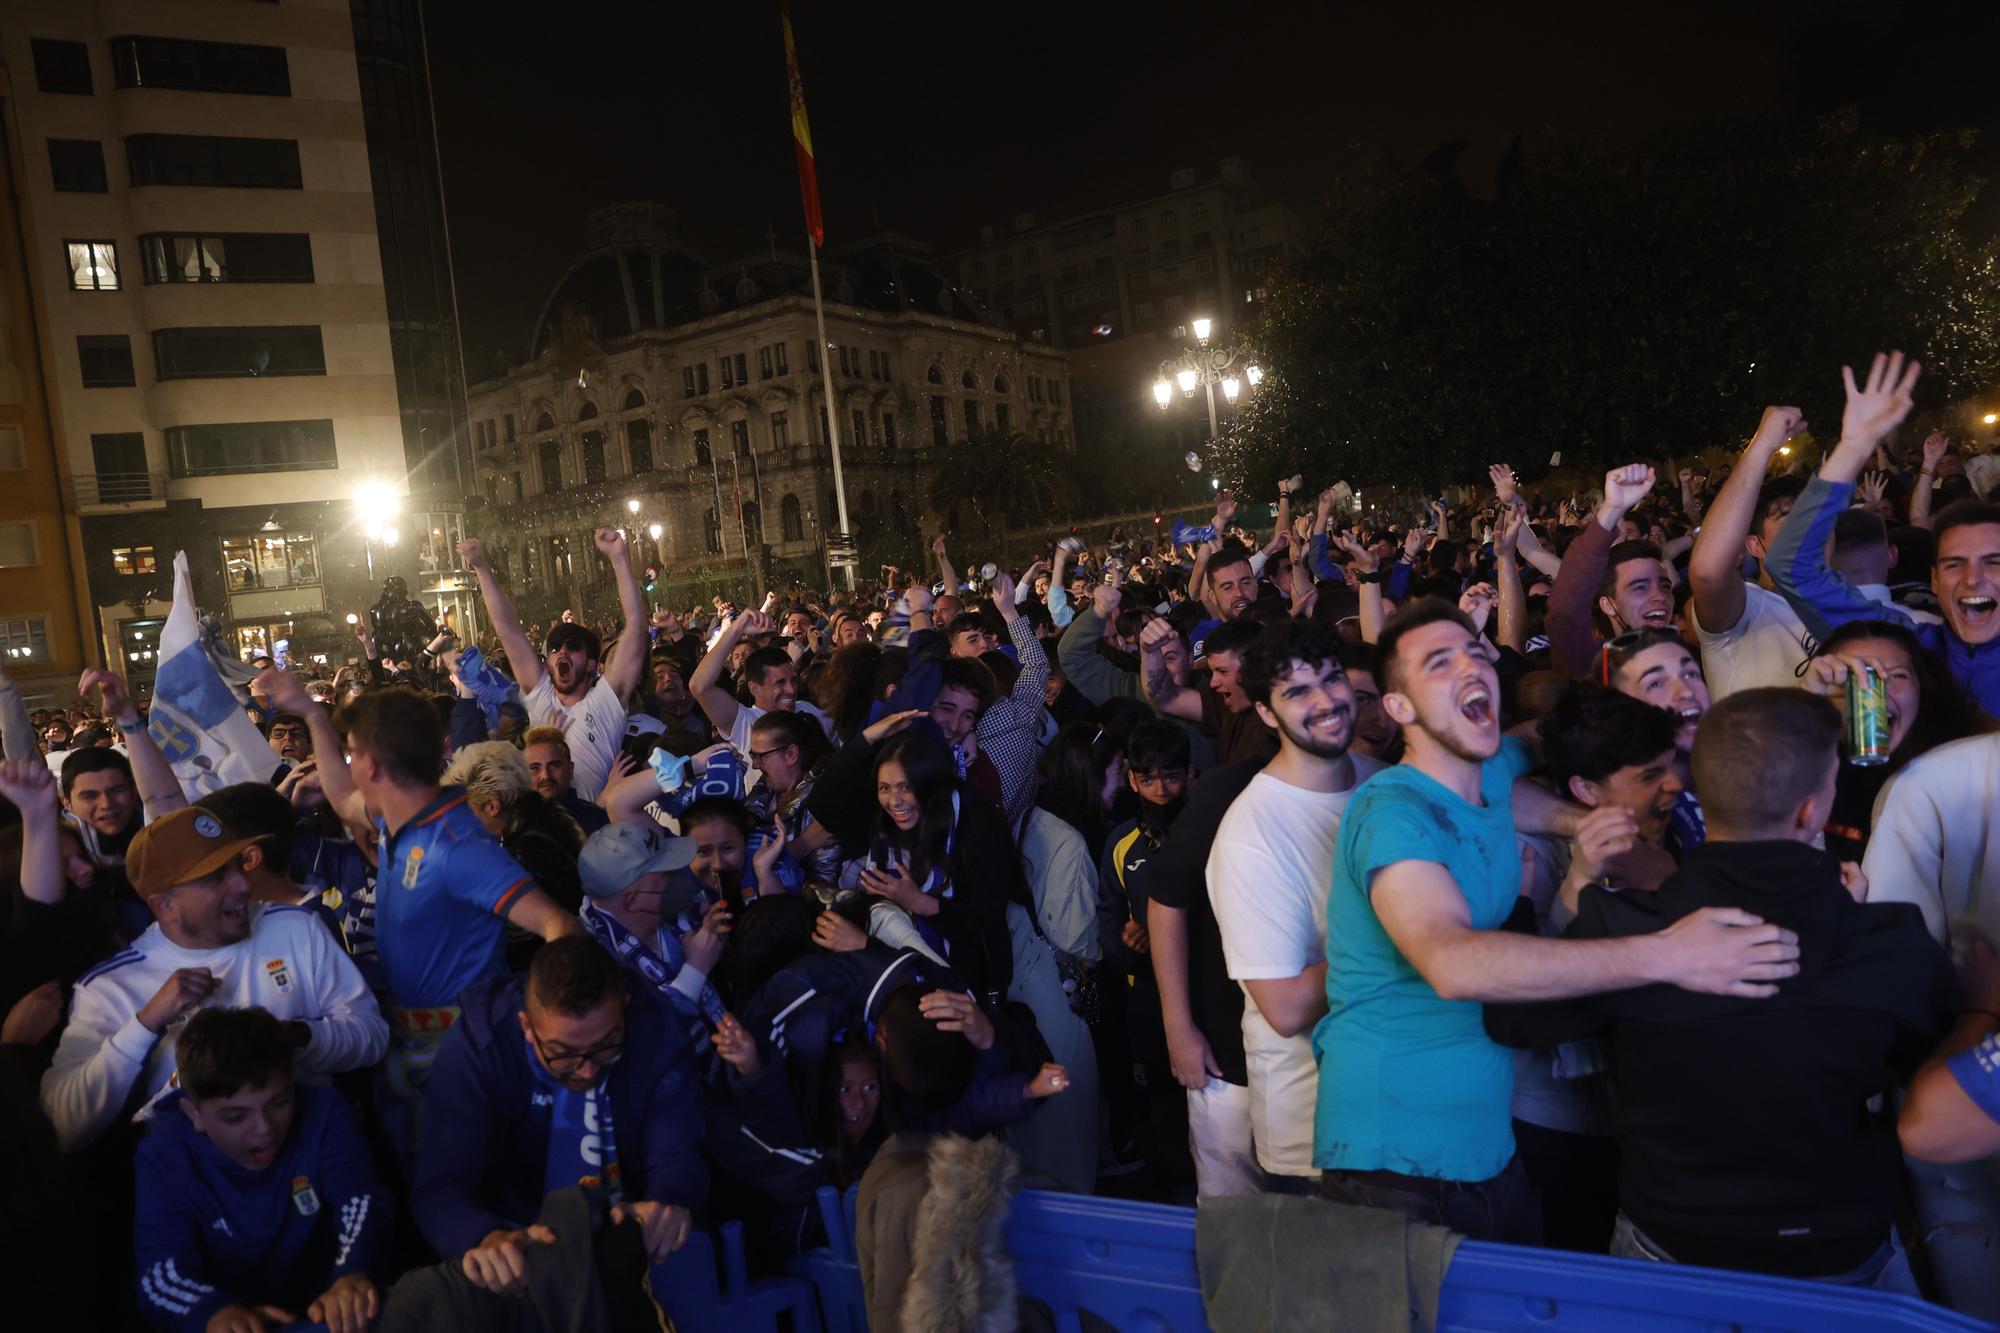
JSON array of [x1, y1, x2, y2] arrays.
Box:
[[1770, 476, 2000, 715], [410, 973, 708, 1260], [133, 1084, 390, 1333]]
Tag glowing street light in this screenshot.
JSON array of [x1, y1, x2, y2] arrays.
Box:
[[1191, 317, 1213, 344], [1221, 376, 1241, 403], [1152, 379, 1173, 408], [1246, 364, 1264, 387], [626, 498, 642, 514], [1151, 315, 1261, 440], [647, 523, 663, 541], [1985, 413, 1998, 426], [1176, 367, 1199, 396]]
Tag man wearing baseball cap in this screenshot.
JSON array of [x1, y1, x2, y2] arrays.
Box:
[[40, 807, 387, 1151], [575, 822, 728, 1039]]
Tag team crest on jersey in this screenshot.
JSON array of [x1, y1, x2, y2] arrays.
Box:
[[291, 1175, 320, 1216], [265, 958, 293, 994], [402, 845, 425, 890]]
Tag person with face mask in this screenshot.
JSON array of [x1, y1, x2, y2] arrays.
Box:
[[40, 806, 388, 1153], [1206, 621, 1387, 1191]]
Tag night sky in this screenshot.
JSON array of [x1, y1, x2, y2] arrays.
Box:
[[427, 0, 1997, 379]]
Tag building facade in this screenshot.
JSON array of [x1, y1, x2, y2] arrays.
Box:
[[467, 207, 1071, 617], [0, 0, 468, 693]]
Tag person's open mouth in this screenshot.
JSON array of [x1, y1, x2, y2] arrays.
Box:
[[1458, 685, 1495, 728]]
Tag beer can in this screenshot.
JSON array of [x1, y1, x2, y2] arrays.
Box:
[[1846, 664, 1890, 766]]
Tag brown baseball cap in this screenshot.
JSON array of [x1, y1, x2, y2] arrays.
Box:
[[126, 807, 258, 899]]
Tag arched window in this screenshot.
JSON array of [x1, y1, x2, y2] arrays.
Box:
[[993, 374, 1010, 395], [693, 429, 711, 467], [622, 388, 645, 411], [781, 493, 803, 541], [626, 419, 653, 473], [537, 438, 563, 493], [534, 412, 555, 433], [581, 430, 607, 485], [576, 401, 599, 422], [926, 363, 945, 385], [742, 502, 761, 544], [960, 369, 976, 390], [704, 507, 722, 554]]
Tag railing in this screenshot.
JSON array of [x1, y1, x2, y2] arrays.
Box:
[[75, 471, 168, 506]]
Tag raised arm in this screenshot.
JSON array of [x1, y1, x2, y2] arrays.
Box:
[[82, 668, 186, 820], [0, 761, 62, 905], [931, 534, 960, 597], [1492, 509, 1528, 654], [1047, 543, 1075, 628], [689, 610, 765, 737], [1547, 465, 1653, 677], [1332, 531, 1386, 644], [0, 659, 35, 763], [1688, 405, 1804, 636], [1137, 617, 1202, 723], [256, 669, 367, 828], [594, 528, 649, 701], [1911, 431, 1950, 530], [459, 538, 544, 696], [1513, 514, 1562, 579]]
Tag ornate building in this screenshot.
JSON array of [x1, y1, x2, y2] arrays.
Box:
[[466, 205, 1071, 612]]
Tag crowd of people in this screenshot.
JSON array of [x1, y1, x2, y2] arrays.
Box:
[[11, 349, 2000, 1327]]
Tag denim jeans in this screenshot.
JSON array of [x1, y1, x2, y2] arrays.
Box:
[[1319, 1156, 1543, 1244], [1609, 1214, 1920, 1297]]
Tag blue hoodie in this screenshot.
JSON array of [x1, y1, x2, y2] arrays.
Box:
[[410, 973, 708, 1261], [133, 1084, 390, 1333]]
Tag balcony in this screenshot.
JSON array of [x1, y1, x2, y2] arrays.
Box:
[[76, 471, 168, 508]]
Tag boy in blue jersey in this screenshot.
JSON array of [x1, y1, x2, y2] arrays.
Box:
[[134, 1005, 389, 1333]]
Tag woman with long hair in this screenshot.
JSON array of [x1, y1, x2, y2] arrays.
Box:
[[809, 642, 885, 743], [745, 709, 842, 890]]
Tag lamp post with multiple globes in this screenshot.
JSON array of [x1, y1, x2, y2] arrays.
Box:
[[1150, 316, 1263, 443]]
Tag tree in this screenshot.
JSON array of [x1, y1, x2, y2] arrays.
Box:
[[1221, 114, 2000, 496], [926, 426, 1081, 534]]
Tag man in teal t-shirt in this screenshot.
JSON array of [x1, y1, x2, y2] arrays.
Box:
[[1312, 599, 1802, 1241]]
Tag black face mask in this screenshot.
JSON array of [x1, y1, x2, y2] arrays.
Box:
[[1140, 794, 1185, 833]]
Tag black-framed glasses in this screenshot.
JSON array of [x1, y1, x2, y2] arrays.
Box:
[[525, 1013, 625, 1075], [746, 743, 796, 762]]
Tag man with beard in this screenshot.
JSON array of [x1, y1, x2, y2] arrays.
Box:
[[1311, 599, 1805, 1241], [691, 609, 836, 753], [1546, 465, 1679, 680], [1187, 543, 1261, 662], [41, 806, 387, 1151], [1206, 621, 1385, 1189], [460, 531, 647, 801], [521, 726, 609, 834]]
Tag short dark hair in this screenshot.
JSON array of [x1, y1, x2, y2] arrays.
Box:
[[1691, 688, 1840, 835], [195, 782, 301, 865], [934, 656, 997, 713], [543, 622, 602, 662], [741, 645, 794, 688], [1207, 543, 1255, 580], [1125, 719, 1191, 774], [1599, 541, 1667, 599], [60, 745, 133, 800], [1754, 475, 1807, 533], [1932, 499, 2000, 554], [680, 794, 752, 839], [1240, 618, 1345, 710], [1374, 598, 1479, 696], [1832, 508, 1889, 554], [525, 935, 624, 1018], [875, 984, 976, 1111], [177, 1006, 294, 1101], [266, 710, 307, 735], [1199, 619, 1264, 664], [948, 611, 1001, 643], [1538, 688, 1680, 791], [748, 708, 832, 770], [335, 686, 444, 786]]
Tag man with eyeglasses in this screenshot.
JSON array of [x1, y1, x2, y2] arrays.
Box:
[[265, 711, 312, 764], [413, 936, 706, 1299]]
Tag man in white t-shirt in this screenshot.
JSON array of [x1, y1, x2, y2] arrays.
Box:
[[1687, 405, 1818, 699], [459, 530, 647, 800], [1207, 623, 1384, 1185], [689, 608, 834, 753]]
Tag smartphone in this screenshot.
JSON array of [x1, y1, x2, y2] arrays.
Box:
[[870, 833, 892, 871]]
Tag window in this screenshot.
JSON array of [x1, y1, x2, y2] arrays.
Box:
[[139, 233, 312, 282], [576, 400, 597, 423], [0, 618, 50, 666], [626, 419, 653, 473], [1130, 217, 1148, 237], [505, 415, 516, 442], [152, 326, 324, 379], [220, 530, 319, 592], [32, 39, 92, 94], [963, 400, 980, 436], [125, 134, 302, 189], [78, 335, 135, 388], [91, 433, 149, 499], [545, 535, 573, 583], [538, 438, 563, 492], [693, 429, 711, 466], [1029, 376, 1042, 402], [961, 369, 976, 390], [865, 350, 877, 379], [852, 409, 868, 451], [49, 140, 107, 192], [1192, 231, 1213, 251], [622, 388, 645, 411], [742, 502, 761, 544], [697, 363, 710, 393], [771, 411, 790, 450], [775, 342, 788, 375], [781, 494, 803, 541], [0, 524, 37, 568], [720, 356, 736, 389], [1132, 245, 1151, 264], [807, 341, 820, 372], [67, 240, 120, 291], [1191, 203, 1211, 224], [703, 507, 722, 553], [927, 363, 945, 385], [1024, 245, 1038, 263], [929, 395, 947, 448], [733, 353, 747, 385], [1160, 240, 1180, 260], [1050, 381, 1063, 405], [731, 419, 749, 457], [836, 346, 850, 377], [110, 36, 290, 96], [682, 367, 697, 398], [880, 351, 892, 380], [759, 345, 773, 379], [581, 431, 607, 485], [1160, 209, 1177, 229], [882, 414, 897, 452], [534, 411, 555, 432], [1135, 300, 1155, 319], [996, 402, 1011, 433], [993, 374, 1010, 395], [112, 546, 158, 576], [167, 419, 335, 477]]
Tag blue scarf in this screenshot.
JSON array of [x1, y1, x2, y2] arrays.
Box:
[[580, 900, 726, 1029], [539, 1065, 621, 1204], [452, 645, 519, 732]]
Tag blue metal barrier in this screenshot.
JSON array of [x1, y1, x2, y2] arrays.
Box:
[[652, 1222, 820, 1332], [792, 1185, 1995, 1332]]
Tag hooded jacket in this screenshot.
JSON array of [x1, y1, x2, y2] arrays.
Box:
[[410, 973, 707, 1261], [1486, 839, 1956, 1277]]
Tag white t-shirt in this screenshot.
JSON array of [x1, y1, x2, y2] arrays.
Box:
[[724, 698, 835, 756], [40, 903, 387, 1152], [524, 673, 629, 801], [1691, 580, 1816, 700], [1206, 757, 1385, 1177]]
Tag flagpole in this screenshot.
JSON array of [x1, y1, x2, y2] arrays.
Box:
[[809, 239, 855, 592]]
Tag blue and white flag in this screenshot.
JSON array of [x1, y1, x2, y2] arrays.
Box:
[[147, 551, 277, 799]]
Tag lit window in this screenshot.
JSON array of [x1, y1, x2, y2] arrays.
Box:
[[66, 240, 119, 291]]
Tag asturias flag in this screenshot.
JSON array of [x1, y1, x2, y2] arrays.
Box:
[[148, 551, 280, 799], [782, 3, 824, 248]]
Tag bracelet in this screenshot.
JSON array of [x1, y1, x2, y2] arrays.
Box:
[[116, 718, 144, 733], [1353, 568, 1388, 585]]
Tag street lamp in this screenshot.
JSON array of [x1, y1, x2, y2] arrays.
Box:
[[1191, 317, 1213, 343], [1152, 315, 1260, 441], [1985, 413, 1998, 426], [355, 482, 403, 580], [1222, 376, 1241, 403], [1152, 379, 1172, 409], [626, 498, 641, 514], [647, 522, 663, 541]]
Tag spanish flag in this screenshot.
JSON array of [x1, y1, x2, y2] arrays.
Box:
[[781, 3, 824, 249]]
